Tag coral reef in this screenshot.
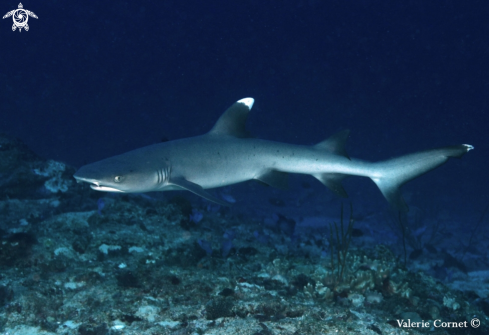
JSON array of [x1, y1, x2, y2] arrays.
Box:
[[0, 136, 487, 334]]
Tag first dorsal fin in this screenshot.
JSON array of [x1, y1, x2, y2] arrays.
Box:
[[208, 98, 254, 138], [314, 129, 350, 160]]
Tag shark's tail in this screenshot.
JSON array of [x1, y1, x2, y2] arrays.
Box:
[[370, 144, 473, 211]]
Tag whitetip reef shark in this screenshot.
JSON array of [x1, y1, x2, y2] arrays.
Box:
[[74, 98, 473, 211]]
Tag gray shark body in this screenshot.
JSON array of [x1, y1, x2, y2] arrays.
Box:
[[74, 98, 473, 211]]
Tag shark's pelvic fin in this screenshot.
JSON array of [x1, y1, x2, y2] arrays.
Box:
[[208, 98, 255, 138], [371, 144, 474, 211], [312, 129, 351, 197], [169, 177, 232, 206], [314, 129, 351, 160], [255, 170, 289, 189]]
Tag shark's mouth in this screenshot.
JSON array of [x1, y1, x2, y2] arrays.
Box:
[[74, 176, 125, 193], [89, 184, 125, 192]]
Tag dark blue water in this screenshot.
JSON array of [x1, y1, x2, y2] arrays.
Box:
[[1, 0, 487, 214]]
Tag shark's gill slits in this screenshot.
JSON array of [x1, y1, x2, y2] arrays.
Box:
[[156, 168, 169, 185], [156, 169, 163, 184]]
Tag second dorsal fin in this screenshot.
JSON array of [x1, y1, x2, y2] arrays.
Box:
[[314, 129, 350, 159]]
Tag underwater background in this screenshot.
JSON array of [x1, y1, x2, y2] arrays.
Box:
[[0, 1, 488, 334]]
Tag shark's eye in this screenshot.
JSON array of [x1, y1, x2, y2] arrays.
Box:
[[114, 176, 122, 183]]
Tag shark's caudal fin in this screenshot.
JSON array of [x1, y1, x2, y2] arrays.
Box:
[[371, 144, 474, 211]]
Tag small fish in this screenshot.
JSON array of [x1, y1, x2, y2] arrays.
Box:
[[412, 226, 427, 237], [97, 198, 105, 215], [189, 208, 203, 223], [253, 230, 269, 244], [197, 239, 213, 256], [221, 229, 236, 258], [220, 193, 236, 204]]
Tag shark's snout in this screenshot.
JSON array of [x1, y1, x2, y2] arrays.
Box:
[[73, 173, 97, 185]]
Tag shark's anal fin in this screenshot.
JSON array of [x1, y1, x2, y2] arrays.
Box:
[[314, 173, 349, 198], [208, 98, 254, 138], [170, 177, 232, 206], [255, 170, 289, 189]]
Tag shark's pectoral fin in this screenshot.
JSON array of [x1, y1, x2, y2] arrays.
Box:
[[314, 130, 351, 160], [169, 177, 233, 206], [255, 170, 289, 189], [314, 173, 349, 198]]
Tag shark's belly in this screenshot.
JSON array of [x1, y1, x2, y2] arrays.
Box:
[[165, 137, 371, 190], [176, 158, 261, 189], [167, 139, 267, 189]]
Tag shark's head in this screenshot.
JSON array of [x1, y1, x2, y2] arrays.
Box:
[[74, 152, 169, 193]]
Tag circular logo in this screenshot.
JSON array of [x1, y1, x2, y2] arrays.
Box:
[[13, 9, 27, 27]]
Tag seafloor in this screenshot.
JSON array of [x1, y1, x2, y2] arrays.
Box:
[[0, 133, 487, 335]]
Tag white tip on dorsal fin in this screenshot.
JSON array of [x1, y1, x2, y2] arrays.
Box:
[[237, 98, 254, 109], [208, 98, 255, 138]]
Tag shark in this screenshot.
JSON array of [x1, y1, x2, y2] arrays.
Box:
[[74, 98, 473, 211]]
